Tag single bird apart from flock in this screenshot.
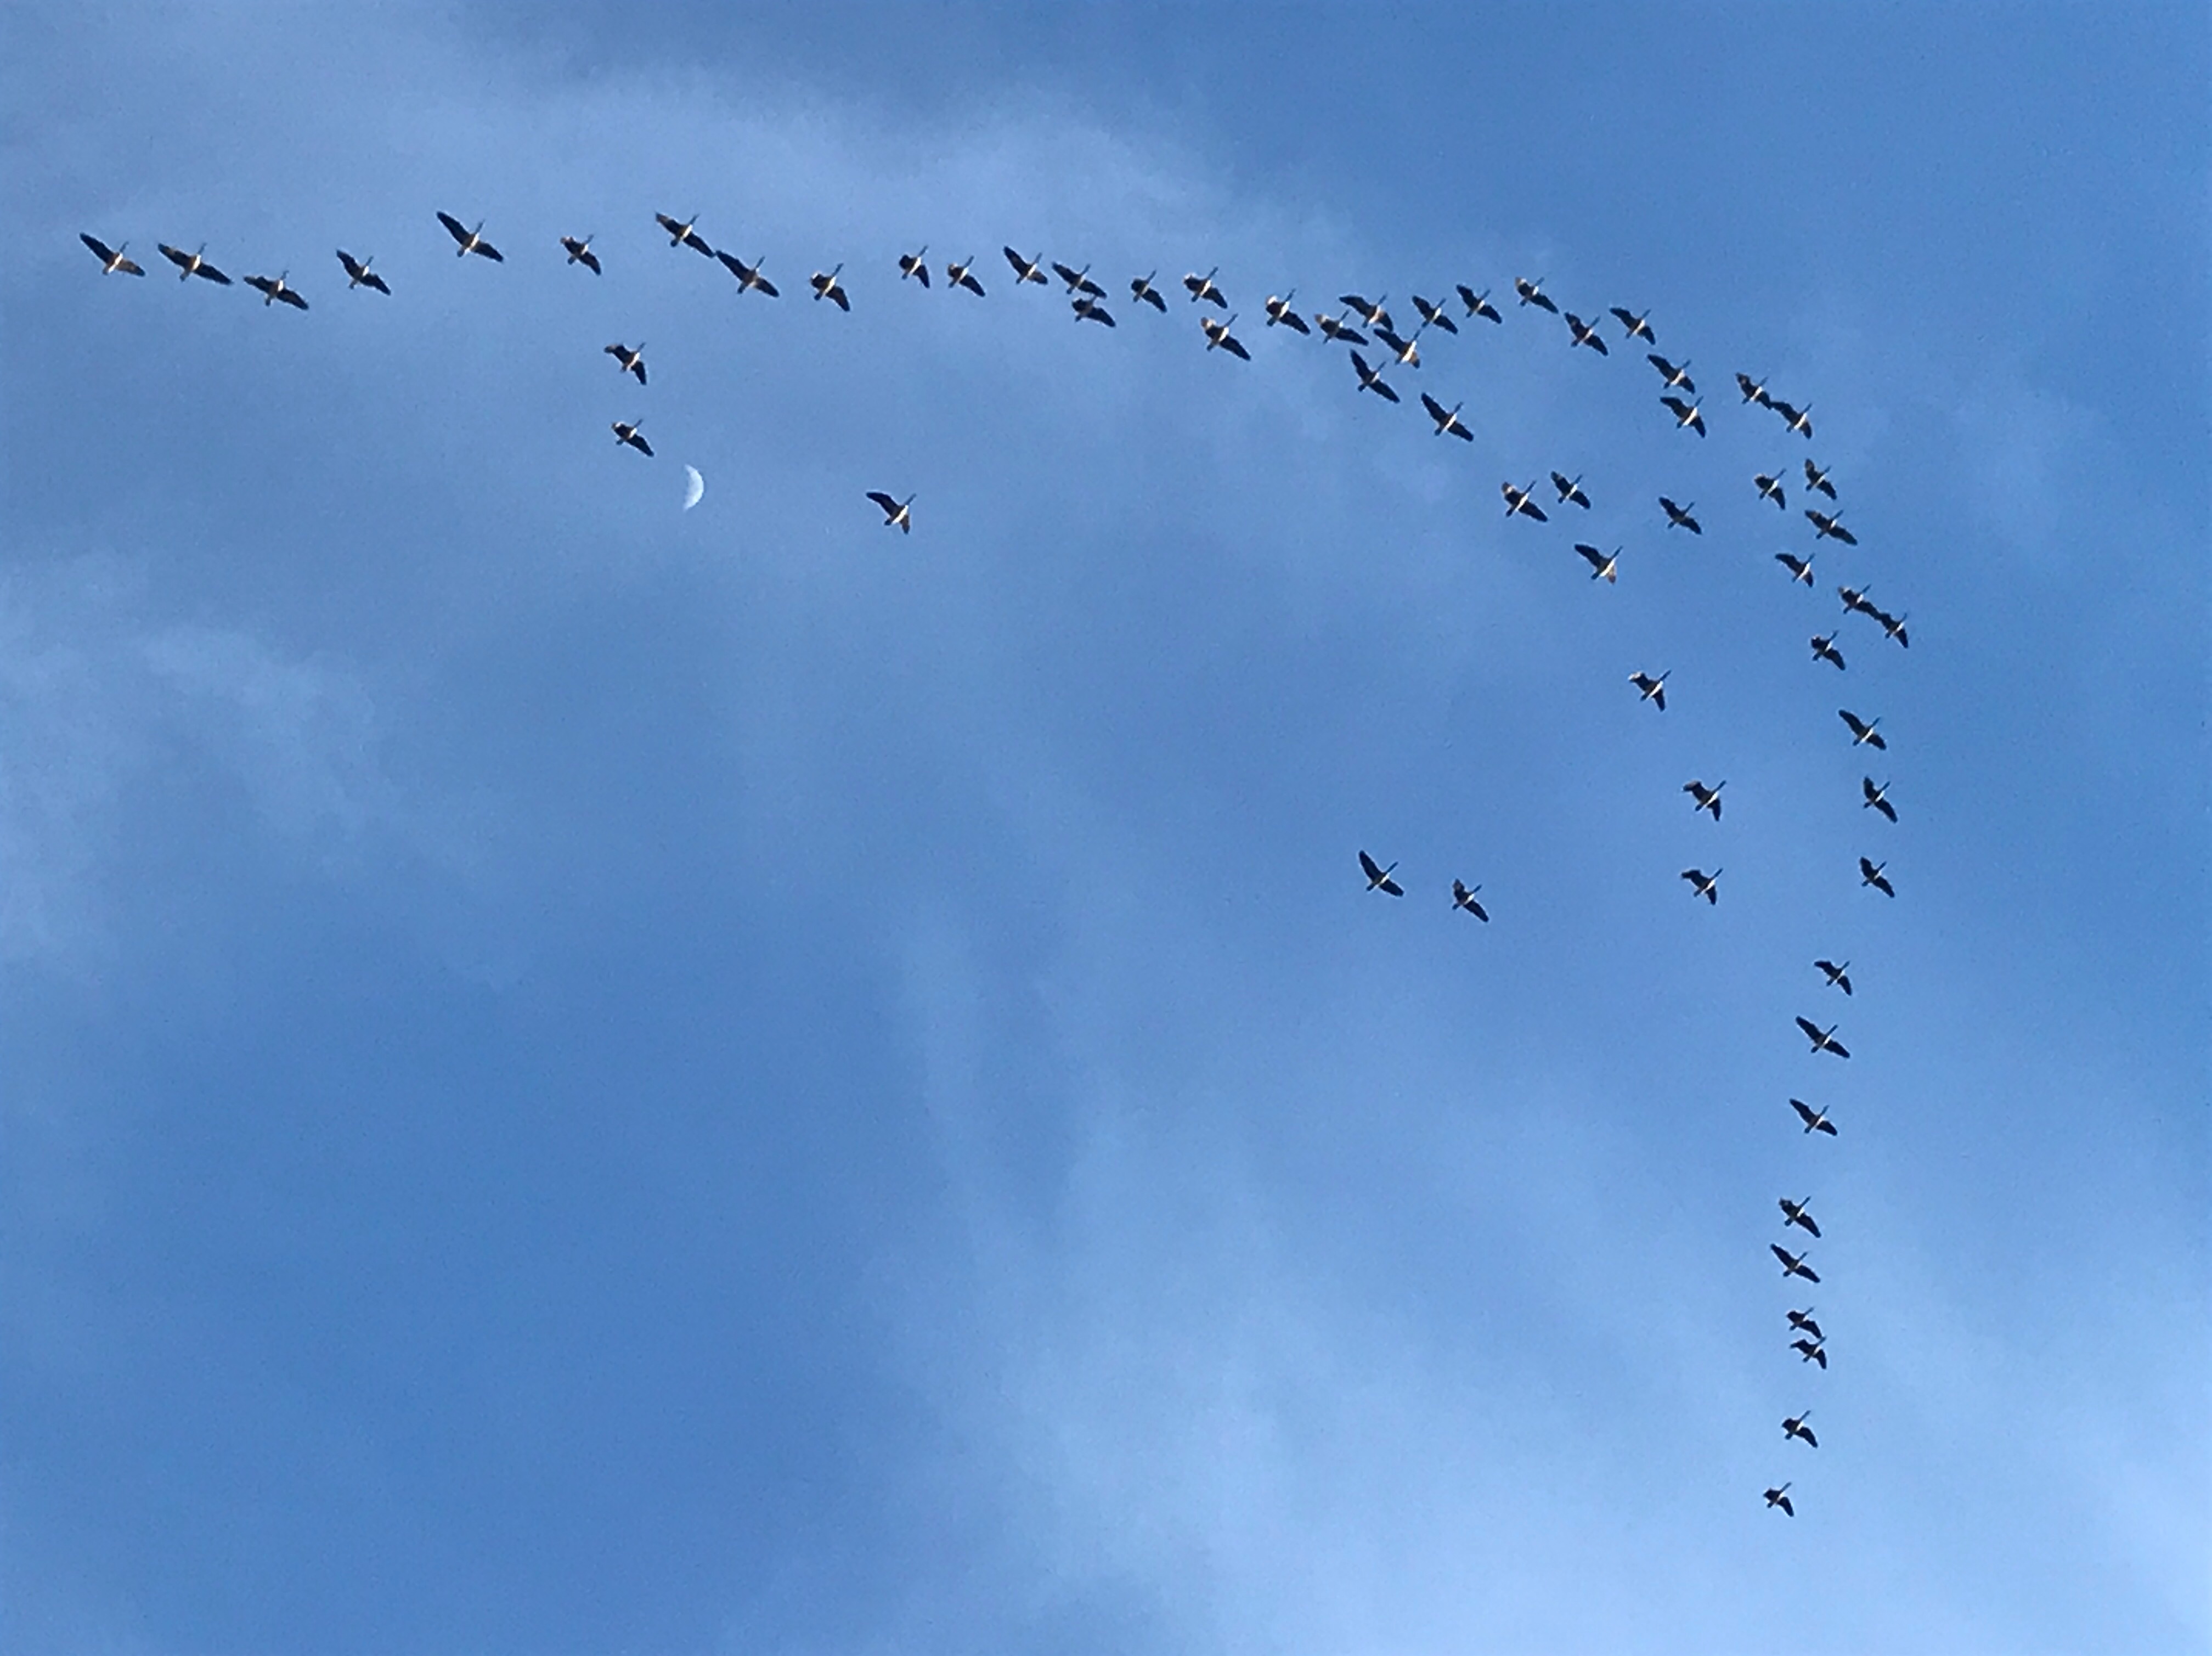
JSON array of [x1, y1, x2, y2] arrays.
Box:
[[1452, 880, 1489, 921], [1359, 851, 1404, 897], [437, 212, 503, 261], [1681, 868, 1723, 905], [1629, 670, 1668, 709], [1576, 544, 1621, 583], [866, 491, 915, 533], [1421, 394, 1474, 440]]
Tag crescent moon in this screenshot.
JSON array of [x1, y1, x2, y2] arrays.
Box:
[[682, 465, 705, 511]]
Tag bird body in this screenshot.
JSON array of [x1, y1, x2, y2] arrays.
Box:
[[866, 492, 915, 533], [717, 251, 780, 296], [900, 248, 932, 287], [1514, 276, 1558, 313], [1772, 1245, 1820, 1283], [1452, 880, 1489, 921], [1796, 1017, 1850, 1059], [1339, 292, 1391, 331], [1859, 857, 1896, 898], [1684, 779, 1724, 820], [1764, 1484, 1796, 1516], [1792, 1338, 1829, 1369], [1348, 351, 1399, 402], [1782, 1413, 1818, 1448], [1264, 293, 1312, 333], [1073, 294, 1116, 327], [611, 420, 653, 456], [1810, 634, 1847, 670], [1736, 371, 1772, 406], [1610, 305, 1656, 342], [1502, 481, 1548, 521], [1815, 959, 1854, 995], [1200, 314, 1249, 358], [1807, 508, 1858, 544], [655, 212, 714, 257], [604, 342, 647, 385], [1779, 1197, 1821, 1238], [1788, 1308, 1825, 1341], [1372, 324, 1420, 367], [1456, 284, 1502, 323], [1420, 393, 1473, 440], [1861, 778, 1897, 823], [1184, 268, 1228, 308], [1648, 354, 1695, 392], [1551, 471, 1592, 509], [810, 264, 850, 309], [159, 243, 230, 284], [1412, 294, 1458, 335], [1878, 610, 1911, 649], [1660, 497, 1702, 534], [1359, 851, 1404, 897], [946, 257, 986, 296], [1776, 551, 1816, 584], [1661, 395, 1706, 436], [1576, 544, 1620, 583], [244, 272, 308, 309], [1755, 472, 1787, 509], [560, 234, 602, 273], [337, 250, 390, 292], [1130, 271, 1167, 311], [437, 211, 503, 261], [1565, 312, 1610, 353], [1052, 261, 1104, 298], [1316, 311, 1368, 345], [1791, 1098, 1839, 1136], [1773, 399, 1815, 438], [1629, 670, 1668, 709], [81, 234, 143, 275], [1804, 458, 1838, 499], [1681, 867, 1722, 904], [1003, 247, 1048, 285]]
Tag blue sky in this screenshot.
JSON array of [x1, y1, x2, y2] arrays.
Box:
[[3, 4, 2206, 1651]]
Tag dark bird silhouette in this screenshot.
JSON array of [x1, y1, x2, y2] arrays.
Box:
[[437, 212, 502, 261], [1003, 246, 1049, 285], [1796, 1017, 1850, 1059], [1610, 306, 1656, 342], [1772, 1245, 1820, 1283], [1779, 1197, 1822, 1238], [1791, 1098, 1840, 1136], [80, 234, 143, 275], [244, 271, 308, 309], [1647, 354, 1695, 393], [1755, 472, 1787, 510], [867, 491, 915, 533], [1736, 370, 1773, 407], [604, 341, 647, 385], [159, 243, 230, 284], [1878, 609, 1911, 649], [1661, 395, 1706, 436], [900, 247, 932, 287], [1565, 312, 1610, 354], [1452, 880, 1489, 921], [1420, 394, 1474, 441], [1200, 314, 1249, 358], [1316, 310, 1369, 345], [1782, 1413, 1819, 1448], [655, 212, 715, 257], [1348, 350, 1400, 403], [1775, 553, 1816, 585], [611, 420, 653, 457], [1265, 292, 1312, 333], [1773, 399, 1815, 438], [1514, 275, 1558, 314], [1576, 544, 1621, 583], [1681, 867, 1722, 905], [1371, 323, 1421, 367], [1052, 261, 1105, 298], [1804, 458, 1838, 499], [1815, 959, 1854, 995], [1788, 1308, 1826, 1341], [336, 250, 390, 293], [1130, 271, 1168, 311], [1839, 584, 1880, 618], [1660, 497, 1702, 534], [1359, 850, 1404, 897], [1184, 268, 1228, 308], [946, 256, 986, 296], [1810, 634, 1847, 671], [1339, 292, 1392, 331], [1412, 294, 1459, 335], [717, 251, 780, 296], [1792, 1338, 1829, 1370], [1502, 481, 1548, 522], [1764, 1484, 1796, 1517], [561, 234, 602, 273], [1859, 857, 1896, 898], [810, 264, 851, 310], [1551, 472, 1592, 509], [1807, 508, 1858, 545], [1684, 779, 1725, 820], [1456, 284, 1503, 323], [1861, 778, 1897, 823], [1629, 670, 1668, 709], [1073, 294, 1115, 327]]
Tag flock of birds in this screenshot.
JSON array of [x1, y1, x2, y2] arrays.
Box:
[[78, 204, 1914, 1520]]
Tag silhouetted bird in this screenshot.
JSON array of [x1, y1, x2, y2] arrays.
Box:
[[867, 491, 915, 533], [946, 257, 986, 296], [900, 248, 932, 287], [1576, 544, 1621, 583], [1265, 292, 1312, 333], [1452, 880, 1489, 921], [1772, 1245, 1820, 1283], [1815, 959, 1854, 995], [1648, 354, 1695, 393], [1184, 268, 1228, 308], [1456, 284, 1503, 323], [611, 421, 653, 456], [1782, 1413, 1818, 1447], [1796, 1017, 1850, 1058], [810, 264, 850, 309], [1791, 1098, 1839, 1136], [1565, 312, 1610, 353], [1661, 395, 1706, 436], [1359, 850, 1404, 896], [1349, 351, 1399, 403], [336, 250, 390, 293], [1501, 481, 1548, 521], [655, 213, 715, 257], [1776, 551, 1815, 584], [1804, 458, 1837, 499], [1862, 778, 1898, 823], [1788, 1308, 1826, 1340], [1859, 857, 1895, 898], [1003, 246, 1048, 285], [1681, 868, 1722, 905], [244, 271, 308, 309], [1421, 394, 1474, 440], [1610, 306, 1656, 342], [1629, 671, 1668, 709], [561, 234, 602, 273], [159, 243, 230, 284], [604, 341, 647, 385], [1412, 294, 1458, 334], [1792, 1338, 1829, 1370], [1514, 275, 1558, 313], [438, 212, 503, 261], [1684, 779, 1724, 820], [1660, 497, 1702, 534], [1130, 271, 1168, 311], [1839, 709, 1886, 749], [1779, 1197, 1821, 1238], [80, 234, 143, 275], [1810, 634, 1847, 671], [717, 251, 780, 296], [1807, 508, 1858, 544], [1551, 472, 1592, 509], [1736, 371, 1773, 406], [1200, 314, 1249, 358], [1764, 1484, 1795, 1516], [1755, 473, 1787, 509]]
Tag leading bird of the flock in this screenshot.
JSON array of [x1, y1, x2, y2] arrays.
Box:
[[1565, 311, 1610, 354], [1551, 471, 1592, 509], [1629, 669, 1669, 709], [1796, 1017, 1851, 1059], [1576, 544, 1622, 583], [1764, 1484, 1796, 1518], [1184, 268, 1228, 308], [611, 421, 652, 456], [1647, 353, 1695, 393], [1457, 283, 1503, 323], [1816, 958, 1855, 995], [1660, 496, 1702, 534], [944, 256, 985, 296], [1861, 778, 1898, 823], [1859, 857, 1896, 898], [866, 491, 915, 533], [604, 342, 647, 385], [436, 211, 503, 261], [1791, 1099, 1841, 1136], [655, 212, 715, 257], [336, 250, 390, 294], [810, 264, 850, 309], [1003, 246, 1048, 286], [245, 271, 308, 309], [1129, 271, 1167, 311], [560, 234, 601, 273], [80, 234, 143, 275], [1502, 480, 1549, 521], [1348, 350, 1400, 403], [1684, 779, 1725, 820], [1681, 868, 1723, 905], [716, 251, 780, 297], [1513, 275, 1558, 314], [899, 247, 931, 287], [1452, 880, 1490, 921], [1265, 291, 1312, 333], [1611, 305, 1656, 342], [1782, 1413, 1819, 1449], [1810, 634, 1848, 671], [159, 242, 230, 284], [1779, 1197, 1822, 1238], [1661, 395, 1707, 436], [1776, 551, 1816, 584], [1421, 394, 1474, 440], [1771, 1245, 1821, 1284], [1358, 851, 1404, 897]]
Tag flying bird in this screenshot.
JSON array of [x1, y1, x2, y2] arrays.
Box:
[[1754, 472, 1787, 509], [1359, 851, 1404, 897], [1782, 1413, 1819, 1448], [1371, 324, 1421, 367], [1052, 261, 1105, 298], [1411, 294, 1459, 334], [1452, 880, 1489, 921], [80, 234, 143, 275], [1791, 1098, 1839, 1136], [437, 211, 503, 261], [1073, 294, 1116, 327], [1610, 306, 1656, 342], [159, 243, 230, 284], [1806, 508, 1858, 544], [560, 234, 602, 273], [1576, 544, 1621, 583], [1815, 959, 1854, 995], [1839, 584, 1880, 618], [945, 256, 986, 296], [1810, 634, 1847, 670], [1514, 276, 1558, 313], [810, 264, 851, 309], [866, 491, 915, 533], [1779, 1197, 1822, 1238], [1763, 1484, 1795, 1517], [603, 341, 647, 385], [1804, 458, 1838, 499], [1200, 314, 1250, 358], [1130, 271, 1168, 311], [1878, 610, 1911, 649], [900, 248, 932, 287], [1629, 670, 1668, 709], [1859, 857, 1896, 898], [1861, 778, 1898, 823], [1501, 481, 1548, 521], [1775, 551, 1816, 584], [655, 213, 714, 257], [1456, 284, 1503, 323], [1264, 292, 1312, 333], [1316, 310, 1369, 345], [1339, 292, 1392, 330], [1551, 472, 1592, 509], [1736, 371, 1773, 407], [335, 250, 390, 293], [1003, 247, 1049, 285], [244, 271, 308, 309], [1647, 354, 1695, 393], [1773, 399, 1815, 438], [1792, 1338, 1829, 1370], [1788, 1308, 1826, 1341], [1681, 868, 1723, 905], [1660, 497, 1702, 534], [611, 420, 653, 457], [1684, 779, 1725, 820], [1565, 312, 1610, 354], [1771, 1245, 1820, 1283], [1796, 1017, 1850, 1059], [717, 251, 780, 296], [1184, 268, 1228, 308], [1661, 395, 1706, 436], [1420, 393, 1474, 440], [1348, 350, 1400, 403]]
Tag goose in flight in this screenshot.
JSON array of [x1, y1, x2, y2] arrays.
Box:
[[866, 492, 915, 532], [1815, 959, 1854, 995], [1791, 1338, 1829, 1370], [1779, 1197, 1821, 1238], [1660, 497, 1702, 534], [1359, 851, 1404, 897], [1452, 880, 1490, 921], [1003, 246, 1049, 285], [1184, 268, 1228, 308], [1859, 857, 1896, 898], [1754, 472, 1787, 510], [1371, 323, 1421, 367], [244, 271, 308, 309], [1796, 1017, 1850, 1058], [1420, 394, 1474, 440], [1501, 481, 1548, 521], [1788, 1308, 1825, 1341], [1661, 395, 1706, 436], [1610, 305, 1656, 342], [1877, 609, 1911, 649], [1629, 670, 1668, 709], [1773, 399, 1815, 438], [900, 247, 932, 286], [80, 234, 144, 275], [1348, 350, 1400, 402], [810, 264, 851, 309], [611, 420, 653, 456], [560, 234, 602, 273], [1514, 275, 1558, 313], [159, 243, 230, 284], [1264, 292, 1312, 333], [1775, 551, 1816, 584], [1736, 370, 1773, 406], [1771, 1245, 1820, 1283], [655, 212, 714, 257], [1810, 634, 1847, 671], [1551, 472, 1592, 509], [946, 256, 986, 296], [437, 211, 503, 261], [1073, 294, 1115, 327], [1315, 309, 1369, 345], [1683, 779, 1725, 820], [1576, 544, 1621, 583], [717, 251, 780, 296], [1763, 1484, 1795, 1517], [1681, 867, 1722, 905], [604, 341, 647, 385], [1565, 312, 1610, 353], [1200, 314, 1250, 358], [1339, 292, 1392, 331], [1806, 508, 1858, 545], [1456, 284, 1503, 323], [1647, 354, 1695, 393], [336, 250, 390, 293], [1861, 778, 1897, 823], [1411, 294, 1459, 334], [1839, 584, 1880, 618], [1130, 271, 1167, 311], [1782, 1413, 1819, 1448], [1052, 261, 1105, 298], [1791, 1098, 1839, 1136], [1804, 458, 1838, 499]]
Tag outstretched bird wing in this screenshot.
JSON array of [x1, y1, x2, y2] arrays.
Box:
[[437, 211, 471, 246]]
